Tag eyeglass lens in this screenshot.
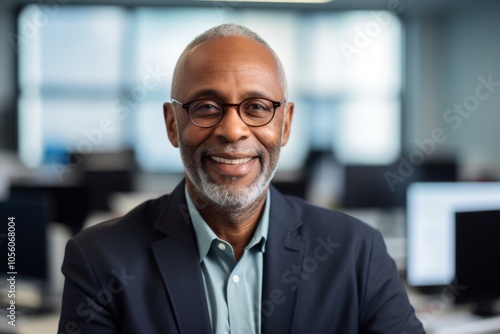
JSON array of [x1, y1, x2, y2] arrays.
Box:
[[188, 98, 276, 127]]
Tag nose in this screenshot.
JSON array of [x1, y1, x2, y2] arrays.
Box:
[[212, 106, 251, 143]]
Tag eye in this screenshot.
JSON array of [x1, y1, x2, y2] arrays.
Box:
[[242, 100, 274, 120], [250, 102, 271, 111], [191, 101, 222, 112], [248, 103, 265, 110]]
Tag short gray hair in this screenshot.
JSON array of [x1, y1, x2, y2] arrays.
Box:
[[171, 23, 287, 98]]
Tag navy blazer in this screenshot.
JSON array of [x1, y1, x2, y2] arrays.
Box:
[[58, 181, 424, 334]]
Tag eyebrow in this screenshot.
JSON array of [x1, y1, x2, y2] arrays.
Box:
[[187, 89, 276, 102]]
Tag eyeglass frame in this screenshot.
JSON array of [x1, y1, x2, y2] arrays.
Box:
[[171, 97, 287, 128]]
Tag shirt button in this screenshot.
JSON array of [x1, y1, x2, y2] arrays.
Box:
[[218, 243, 226, 251], [232, 275, 240, 284]]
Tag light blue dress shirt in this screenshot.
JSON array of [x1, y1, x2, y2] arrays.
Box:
[[185, 186, 270, 334]]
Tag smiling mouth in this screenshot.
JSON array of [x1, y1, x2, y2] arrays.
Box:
[[210, 156, 253, 165]]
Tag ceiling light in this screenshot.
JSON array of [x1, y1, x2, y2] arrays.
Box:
[[198, 0, 333, 3]]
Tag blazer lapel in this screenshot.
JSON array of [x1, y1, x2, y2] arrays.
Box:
[[152, 181, 212, 334], [262, 186, 305, 334]]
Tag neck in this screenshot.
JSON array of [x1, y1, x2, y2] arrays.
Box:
[[186, 181, 268, 261]]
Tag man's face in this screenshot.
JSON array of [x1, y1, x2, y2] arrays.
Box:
[[164, 36, 293, 208]]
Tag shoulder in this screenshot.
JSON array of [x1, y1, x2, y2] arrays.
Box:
[[275, 190, 378, 240], [61, 194, 176, 280], [72, 194, 171, 250]]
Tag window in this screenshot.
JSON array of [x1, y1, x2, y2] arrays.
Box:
[[18, 5, 402, 171], [18, 5, 129, 167]]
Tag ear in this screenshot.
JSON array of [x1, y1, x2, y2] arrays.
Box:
[[281, 102, 294, 147], [164, 102, 179, 147]]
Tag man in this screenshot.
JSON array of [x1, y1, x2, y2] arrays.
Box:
[[58, 24, 424, 334]]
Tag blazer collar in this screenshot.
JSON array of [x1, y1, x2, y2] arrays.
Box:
[[151, 180, 305, 334], [261, 186, 305, 334], [153, 179, 191, 235], [151, 180, 212, 334]]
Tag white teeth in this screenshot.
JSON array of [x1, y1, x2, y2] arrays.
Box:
[[211, 156, 252, 165]]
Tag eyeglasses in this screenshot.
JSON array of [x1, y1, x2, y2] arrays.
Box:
[[171, 97, 286, 128]]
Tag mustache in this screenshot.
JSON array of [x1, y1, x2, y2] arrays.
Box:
[[199, 145, 261, 157]]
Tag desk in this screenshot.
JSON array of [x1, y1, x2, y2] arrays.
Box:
[[408, 288, 500, 334], [0, 310, 59, 334], [426, 313, 500, 334], [4, 304, 500, 333]]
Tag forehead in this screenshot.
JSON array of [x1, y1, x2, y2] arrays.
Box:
[[177, 37, 283, 99]]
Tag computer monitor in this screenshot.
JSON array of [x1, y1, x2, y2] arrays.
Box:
[[342, 160, 457, 209], [0, 192, 52, 312], [455, 209, 500, 316], [406, 182, 500, 290], [0, 193, 50, 281], [342, 164, 406, 208], [10, 185, 89, 235]]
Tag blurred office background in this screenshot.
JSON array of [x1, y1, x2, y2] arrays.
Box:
[[1, 0, 500, 332]]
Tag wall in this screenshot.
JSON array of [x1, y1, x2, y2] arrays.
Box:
[[442, 2, 500, 179], [402, 1, 500, 180]]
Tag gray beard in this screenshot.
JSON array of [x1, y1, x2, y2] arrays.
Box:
[[176, 117, 283, 210], [184, 156, 278, 210]]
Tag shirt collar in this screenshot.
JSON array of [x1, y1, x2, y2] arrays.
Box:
[[185, 185, 271, 262]]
